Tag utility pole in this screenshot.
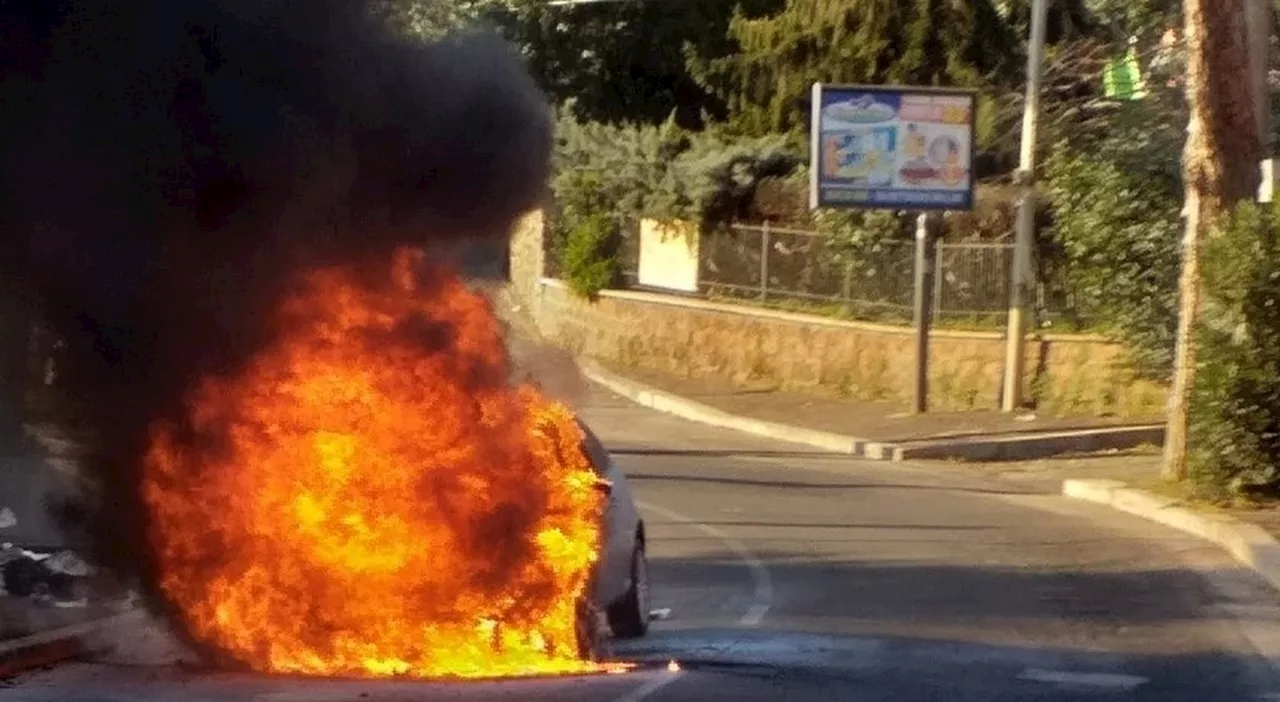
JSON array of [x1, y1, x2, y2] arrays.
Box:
[[1001, 0, 1048, 412], [1247, 0, 1274, 201], [1163, 0, 1263, 481]]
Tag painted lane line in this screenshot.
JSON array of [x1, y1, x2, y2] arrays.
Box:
[[1017, 668, 1149, 690], [636, 499, 774, 627], [610, 669, 684, 702]]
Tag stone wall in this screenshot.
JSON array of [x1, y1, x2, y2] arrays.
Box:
[[506, 209, 1166, 418], [507, 209, 546, 305]]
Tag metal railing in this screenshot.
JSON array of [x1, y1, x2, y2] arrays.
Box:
[[621, 222, 1080, 326]]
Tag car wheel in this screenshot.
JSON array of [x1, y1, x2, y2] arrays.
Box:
[[574, 594, 600, 661], [606, 540, 650, 639]]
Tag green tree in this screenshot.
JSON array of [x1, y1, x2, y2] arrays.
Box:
[[1041, 91, 1185, 380], [997, 0, 1101, 42], [1083, 0, 1181, 40], [488, 0, 775, 126], [370, 0, 506, 38], [1188, 202, 1280, 500], [688, 0, 1021, 137]]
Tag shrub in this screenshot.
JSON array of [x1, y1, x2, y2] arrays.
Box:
[[561, 211, 622, 299], [1188, 202, 1280, 500], [549, 111, 815, 297], [1041, 96, 1185, 380]]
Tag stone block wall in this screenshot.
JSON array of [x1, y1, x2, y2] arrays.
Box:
[[508, 209, 546, 305], [507, 209, 1166, 418]]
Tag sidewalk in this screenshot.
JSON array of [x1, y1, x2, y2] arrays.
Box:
[[588, 360, 1163, 462]]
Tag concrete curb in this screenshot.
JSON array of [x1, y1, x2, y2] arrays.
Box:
[[580, 361, 868, 455], [1062, 479, 1280, 594], [0, 609, 142, 678], [581, 361, 1163, 462], [892, 425, 1164, 462]]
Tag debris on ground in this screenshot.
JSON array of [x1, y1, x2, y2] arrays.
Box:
[[0, 543, 93, 602]]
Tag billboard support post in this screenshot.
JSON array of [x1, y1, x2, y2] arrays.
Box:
[[912, 212, 940, 414]]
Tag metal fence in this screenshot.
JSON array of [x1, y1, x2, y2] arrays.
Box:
[[620, 223, 1079, 326]]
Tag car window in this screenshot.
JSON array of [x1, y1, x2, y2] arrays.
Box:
[[575, 419, 611, 477]]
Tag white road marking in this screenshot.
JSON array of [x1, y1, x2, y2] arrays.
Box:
[[1017, 668, 1149, 690], [637, 500, 773, 627], [610, 668, 683, 702]]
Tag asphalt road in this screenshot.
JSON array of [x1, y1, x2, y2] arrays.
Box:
[[6, 382, 1280, 701]]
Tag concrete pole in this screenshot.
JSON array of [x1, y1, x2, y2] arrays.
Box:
[[1001, 0, 1049, 412], [1247, 0, 1274, 201]]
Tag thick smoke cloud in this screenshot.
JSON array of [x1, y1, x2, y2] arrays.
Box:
[[0, 0, 551, 640]]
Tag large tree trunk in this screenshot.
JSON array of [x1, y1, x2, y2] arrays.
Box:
[[1163, 0, 1263, 481]]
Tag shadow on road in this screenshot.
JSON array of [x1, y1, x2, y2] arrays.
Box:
[[625, 471, 1028, 495], [627, 550, 1280, 699], [649, 520, 997, 531], [611, 448, 847, 459], [607, 626, 1270, 702], [649, 551, 1273, 627]]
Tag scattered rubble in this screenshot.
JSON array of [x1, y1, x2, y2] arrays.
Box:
[[0, 543, 93, 602]]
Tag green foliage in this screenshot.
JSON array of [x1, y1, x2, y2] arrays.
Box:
[[549, 112, 818, 295], [552, 112, 804, 221], [488, 0, 775, 127], [561, 211, 622, 299], [1188, 202, 1280, 500], [688, 0, 1020, 137], [1081, 0, 1180, 40], [660, 131, 803, 229], [998, 0, 1102, 43], [552, 108, 686, 221], [1041, 95, 1184, 380], [370, 0, 505, 38]]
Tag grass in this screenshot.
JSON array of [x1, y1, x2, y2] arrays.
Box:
[[1125, 474, 1280, 514]]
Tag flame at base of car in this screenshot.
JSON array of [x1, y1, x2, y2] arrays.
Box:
[[141, 248, 612, 679]]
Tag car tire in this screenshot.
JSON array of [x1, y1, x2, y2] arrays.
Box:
[[606, 540, 650, 639], [574, 594, 600, 661]]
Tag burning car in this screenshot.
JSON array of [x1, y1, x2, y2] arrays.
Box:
[[563, 417, 650, 659]]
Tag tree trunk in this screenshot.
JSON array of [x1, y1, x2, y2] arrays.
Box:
[[1163, 0, 1263, 481]]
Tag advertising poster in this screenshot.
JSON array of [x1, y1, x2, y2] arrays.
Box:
[[809, 84, 977, 211]]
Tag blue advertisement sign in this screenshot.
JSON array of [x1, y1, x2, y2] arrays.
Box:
[[809, 84, 977, 211]]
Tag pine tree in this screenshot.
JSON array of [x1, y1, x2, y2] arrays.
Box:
[[687, 0, 1020, 136]]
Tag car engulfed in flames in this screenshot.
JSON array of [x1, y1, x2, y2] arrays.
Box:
[[139, 247, 627, 679]]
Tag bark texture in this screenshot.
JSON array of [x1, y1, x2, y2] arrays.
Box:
[[1163, 0, 1263, 480]]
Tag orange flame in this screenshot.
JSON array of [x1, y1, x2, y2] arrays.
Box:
[[142, 248, 607, 679]]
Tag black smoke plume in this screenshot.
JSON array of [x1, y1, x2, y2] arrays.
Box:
[[0, 0, 551, 653]]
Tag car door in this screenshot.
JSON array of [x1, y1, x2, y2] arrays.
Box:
[[576, 420, 633, 606]]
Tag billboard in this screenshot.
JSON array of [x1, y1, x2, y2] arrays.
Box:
[[809, 84, 977, 211]]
